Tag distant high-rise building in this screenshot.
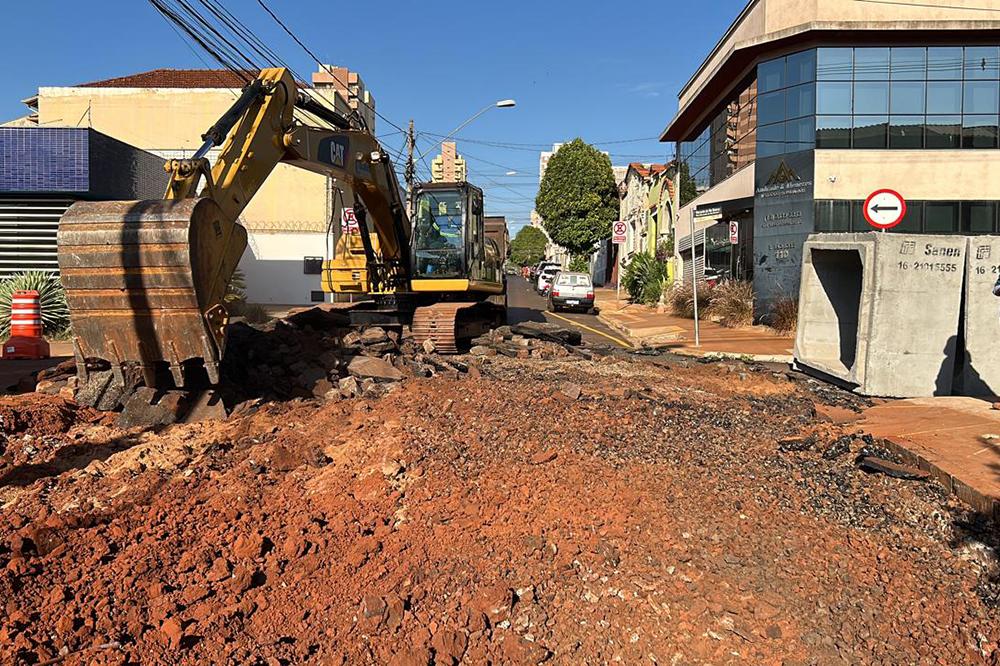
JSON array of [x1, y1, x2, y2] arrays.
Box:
[[431, 141, 467, 183]]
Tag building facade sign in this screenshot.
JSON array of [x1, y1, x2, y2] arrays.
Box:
[[753, 149, 815, 311]]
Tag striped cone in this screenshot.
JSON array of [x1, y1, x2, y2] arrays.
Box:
[[2, 290, 50, 360]]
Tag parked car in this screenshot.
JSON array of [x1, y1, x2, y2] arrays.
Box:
[[536, 266, 560, 295], [548, 271, 594, 312]]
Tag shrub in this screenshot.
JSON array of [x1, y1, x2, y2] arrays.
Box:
[[242, 303, 271, 325], [708, 280, 754, 328], [667, 280, 715, 319], [769, 297, 799, 333], [0, 272, 71, 338], [622, 252, 668, 305]]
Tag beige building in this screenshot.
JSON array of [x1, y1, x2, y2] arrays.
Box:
[[430, 141, 468, 183], [662, 0, 1000, 312], [19, 66, 377, 305]]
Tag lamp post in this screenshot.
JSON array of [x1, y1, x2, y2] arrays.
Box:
[[413, 99, 517, 163]]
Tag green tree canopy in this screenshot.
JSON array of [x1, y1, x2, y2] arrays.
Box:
[[510, 225, 548, 267], [534, 139, 618, 257]]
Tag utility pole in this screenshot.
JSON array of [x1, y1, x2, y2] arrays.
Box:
[[405, 119, 416, 216]]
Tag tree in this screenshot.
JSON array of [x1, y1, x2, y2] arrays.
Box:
[[535, 139, 618, 259], [510, 226, 548, 267]]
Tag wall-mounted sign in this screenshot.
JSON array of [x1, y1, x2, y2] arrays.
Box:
[[694, 205, 722, 219]]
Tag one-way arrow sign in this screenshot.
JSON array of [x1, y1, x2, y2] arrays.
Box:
[[863, 189, 907, 230]]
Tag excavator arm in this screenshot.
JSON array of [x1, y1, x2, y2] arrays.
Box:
[[57, 68, 409, 389]]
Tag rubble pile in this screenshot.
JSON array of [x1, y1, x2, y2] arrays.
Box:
[[0, 351, 997, 664]]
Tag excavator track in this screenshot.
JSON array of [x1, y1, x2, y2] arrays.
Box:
[[411, 301, 505, 354]]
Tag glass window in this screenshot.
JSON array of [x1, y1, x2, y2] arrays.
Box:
[[817, 48, 853, 81], [816, 116, 852, 148], [787, 50, 817, 86], [965, 80, 1000, 114], [758, 58, 785, 94], [853, 116, 888, 149], [963, 115, 999, 149], [962, 201, 997, 233], [927, 81, 963, 114], [889, 201, 922, 233], [965, 46, 1000, 80], [925, 202, 959, 233], [786, 83, 816, 119], [854, 81, 889, 114], [758, 90, 786, 126], [817, 82, 853, 114], [927, 47, 963, 80], [412, 189, 465, 277], [815, 200, 852, 232], [757, 123, 786, 158], [926, 116, 962, 149], [889, 116, 924, 149], [890, 81, 925, 114], [855, 48, 890, 80], [785, 116, 815, 152], [891, 47, 926, 81]]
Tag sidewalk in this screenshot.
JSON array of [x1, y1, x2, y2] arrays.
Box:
[[594, 288, 795, 362], [860, 397, 1000, 520]]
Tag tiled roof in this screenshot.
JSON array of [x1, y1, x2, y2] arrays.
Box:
[[78, 69, 254, 89]]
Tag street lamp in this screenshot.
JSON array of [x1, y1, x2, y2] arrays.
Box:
[[415, 99, 517, 161]]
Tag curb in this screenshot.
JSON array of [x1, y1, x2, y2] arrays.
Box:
[[669, 348, 794, 364]]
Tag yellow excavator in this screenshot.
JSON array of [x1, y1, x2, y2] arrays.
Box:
[[57, 67, 505, 389]]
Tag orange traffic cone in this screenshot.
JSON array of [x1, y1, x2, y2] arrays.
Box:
[[2, 290, 50, 360]]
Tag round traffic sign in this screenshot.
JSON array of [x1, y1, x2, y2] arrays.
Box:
[[613, 221, 626, 235], [863, 189, 906, 230]]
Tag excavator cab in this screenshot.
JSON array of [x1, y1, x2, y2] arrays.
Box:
[[410, 182, 502, 291]]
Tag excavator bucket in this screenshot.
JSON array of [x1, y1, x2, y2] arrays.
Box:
[[57, 198, 247, 389]]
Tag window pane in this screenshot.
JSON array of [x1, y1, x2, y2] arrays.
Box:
[[926, 115, 962, 148], [963, 115, 999, 149], [965, 80, 1000, 114], [927, 47, 963, 80], [890, 81, 925, 114], [888, 201, 922, 233], [816, 116, 852, 148], [854, 81, 889, 114], [786, 83, 816, 119], [855, 47, 890, 80], [889, 116, 924, 149], [785, 116, 815, 152], [853, 116, 888, 148], [758, 58, 785, 94], [817, 48, 853, 81], [965, 46, 1000, 80], [925, 202, 959, 233], [757, 123, 785, 157], [927, 81, 963, 114], [962, 201, 997, 233], [817, 82, 853, 114], [758, 90, 786, 126], [891, 47, 926, 81], [787, 50, 817, 86], [816, 201, 853, 232]]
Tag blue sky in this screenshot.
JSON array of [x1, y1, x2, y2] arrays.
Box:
[[3, 0, 747, 232]]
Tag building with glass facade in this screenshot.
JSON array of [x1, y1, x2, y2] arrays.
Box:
[[662, 0, 1000, 314]]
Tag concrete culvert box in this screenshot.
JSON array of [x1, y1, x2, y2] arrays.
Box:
[[961, 236, 1000, 396], [794, 233, 966, 398]]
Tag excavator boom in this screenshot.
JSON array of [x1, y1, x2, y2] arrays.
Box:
[[58, 68, 409, 389]]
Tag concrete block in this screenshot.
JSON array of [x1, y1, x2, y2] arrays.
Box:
[[794, 233, 966, 398], [961, 237, 1000, 397]]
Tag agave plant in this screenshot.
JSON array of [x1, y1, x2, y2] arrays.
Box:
[[0, 271, 71, 338]]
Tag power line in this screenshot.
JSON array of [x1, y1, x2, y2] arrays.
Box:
[[254, 0, 406, 134]]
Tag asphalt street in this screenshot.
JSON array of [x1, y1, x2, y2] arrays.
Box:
[[505, 275, 632, 348]]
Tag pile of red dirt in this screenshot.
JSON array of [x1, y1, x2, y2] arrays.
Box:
[[0, 354, 997, 665]]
